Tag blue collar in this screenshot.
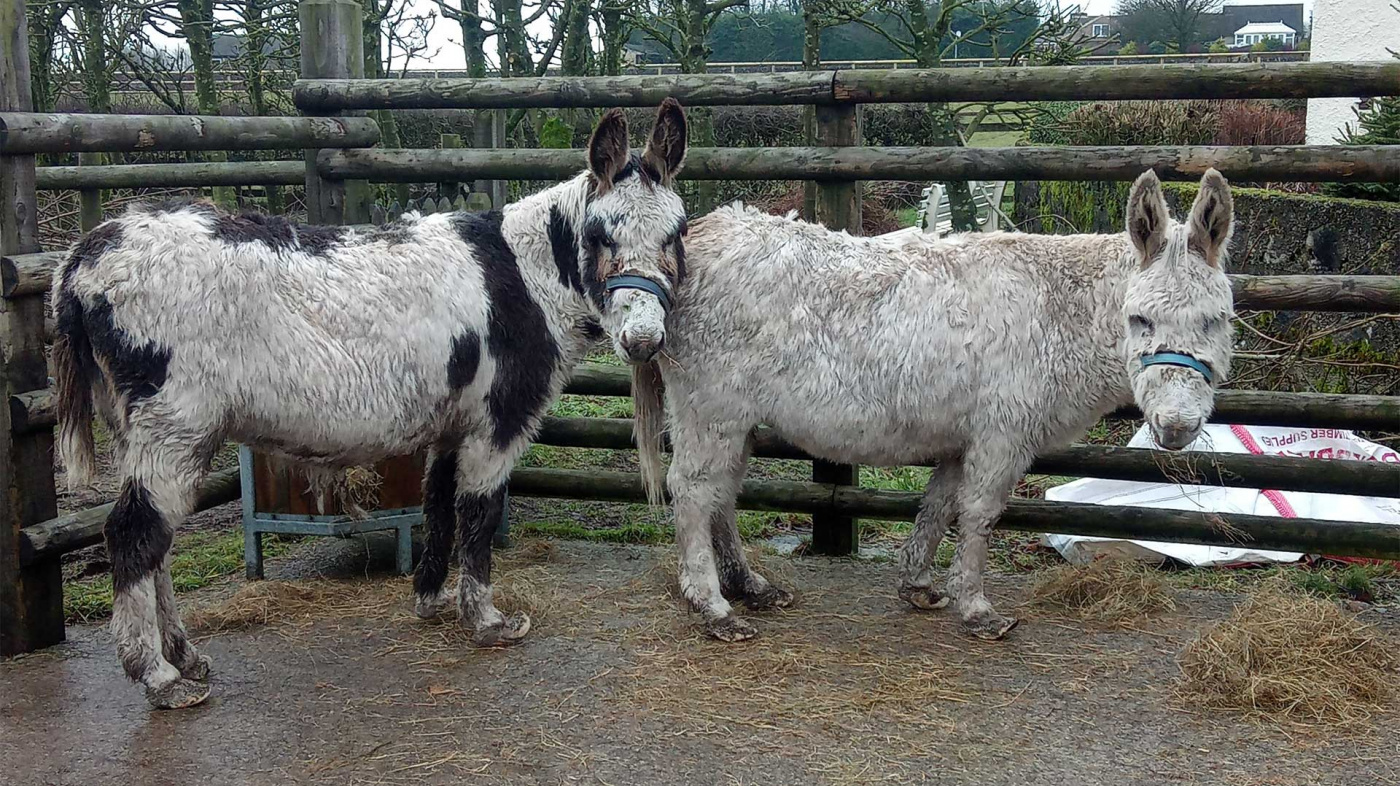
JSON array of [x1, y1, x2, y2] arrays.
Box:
[[605, 275, 672, 312], [1141, 352, 1215, 385]]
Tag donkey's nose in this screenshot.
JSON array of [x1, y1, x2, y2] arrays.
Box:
[[1152, 415, 1203, 451], [622, 334, 664, 363]]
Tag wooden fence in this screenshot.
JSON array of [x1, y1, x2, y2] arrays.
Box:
[[1, 0, 1397, 656]]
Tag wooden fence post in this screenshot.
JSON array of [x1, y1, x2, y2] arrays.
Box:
[[1, 0, 64, 655], [437, 133, 461, 201], [810, 103, 863, 556], [78, 152, 104, 232], [301, 0, 372, 225]]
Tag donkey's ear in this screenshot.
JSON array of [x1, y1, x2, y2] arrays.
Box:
[[642, 97, 688, 184], [588, 108, 630, 192], [1126, 169, 1169, 267], [1187, 168, 1233, 268]]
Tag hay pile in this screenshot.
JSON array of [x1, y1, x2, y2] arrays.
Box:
[[185, 581, 336, 633], [1177, 589, 1399, 724], [1032, 558, 1176, 625]]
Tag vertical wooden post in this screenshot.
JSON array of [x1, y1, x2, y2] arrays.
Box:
[[489, 109, 507, 209], [810, 102, 862, 557], [1, 0, 64, 655], [437, 132, 461, 201], [300, 0, 372, 225], [78, 151, 104, 232]]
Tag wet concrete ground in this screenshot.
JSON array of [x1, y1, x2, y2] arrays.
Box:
[[4, 537, 1397, 786]]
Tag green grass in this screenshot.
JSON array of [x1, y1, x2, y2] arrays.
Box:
[[64, 529, 298, 623], [511, 519, 670, 544], [967, 130, 1024, 148], [896, 207, 920, 228]]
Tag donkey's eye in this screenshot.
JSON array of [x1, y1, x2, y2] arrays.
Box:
[[1128, 315, 1154, 335], [1203, 315, 1228, 333]]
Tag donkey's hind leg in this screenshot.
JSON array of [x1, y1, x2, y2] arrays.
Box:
[[669, 419, 755, 641], [946, 444, 1029, 641], [413, 445, 463, 619], [108, 428, 214, 708], [453, 440, 528, 647], [897, 456, 963, 611], [709, 435, 792, 612]]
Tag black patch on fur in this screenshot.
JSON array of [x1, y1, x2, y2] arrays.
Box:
[[456, 486, 507, 583], [69, 222, 125, 269], [581, 317, 606, 341], [665, 217, 688, 284], [214, 212, 344, 256], [106, 479, 172, 594], [447, 329, 481, 390], [613, 153, 656, 186], [450, 212, 560, 450], [548, 206, 583, 293], [83, 295, 171, 407], [580, 216, 613, 310], [413, 451, 459, 600]]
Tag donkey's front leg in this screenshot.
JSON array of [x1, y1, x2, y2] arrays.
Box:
[[946, 446, 1029, 640], [896, 456, 962, 612], [668, 421, 754, 641], [708, 435, 792, 611], [453, 441, 528, 647], [413, 446, 462, 619]]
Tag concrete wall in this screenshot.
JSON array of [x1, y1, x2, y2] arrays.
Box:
[[1306, 0, 1400, 144]]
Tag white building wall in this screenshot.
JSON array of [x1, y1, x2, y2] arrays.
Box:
[[1306, 0, 1400, 144]]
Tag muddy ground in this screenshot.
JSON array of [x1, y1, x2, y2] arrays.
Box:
[[4, 535, 1397, 786]]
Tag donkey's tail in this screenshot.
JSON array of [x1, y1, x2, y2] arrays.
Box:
[[631, 360, 668, 506], [51, 268, 98, 489]]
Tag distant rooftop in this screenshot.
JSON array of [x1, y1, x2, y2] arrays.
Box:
[[1234, 21, 1298, 34]]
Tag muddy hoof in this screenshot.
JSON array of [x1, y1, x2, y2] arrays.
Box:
[[899, 585, 950, 611], [963, 612, 1019, 641], [179, 655, 212, 683], [414, 592, 450, 620], [146, 678, 211, 710], [706, 614, 758, 642], [744, 585, 794, 611], [472, 612, 531, 648]]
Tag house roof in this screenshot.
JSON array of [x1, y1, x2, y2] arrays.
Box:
[[1234, 21, 1297, 35]]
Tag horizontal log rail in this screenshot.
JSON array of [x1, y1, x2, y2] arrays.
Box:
[[15, 230, 1388, 310], [509, 467, 1400, 561], [291, 61, 1400, 110], [558, 365, 1400, 432], [35, 161, 306, 190], [317, 145, 1400, 183], [535, 417, 1400, 498], [19, 468, 241, 565], [0, 113, 380, 154]]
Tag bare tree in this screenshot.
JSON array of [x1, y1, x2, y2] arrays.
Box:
[[627, 0, 749, 209], [27, 0, 76, 112], [830, 0, 1082, 230], [1115, 0, 1222, 52]]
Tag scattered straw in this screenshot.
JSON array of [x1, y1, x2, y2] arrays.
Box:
[[1032, 558, 1176, 625], [185, 581, 335, 634], [1177, 588, 1399, 725]]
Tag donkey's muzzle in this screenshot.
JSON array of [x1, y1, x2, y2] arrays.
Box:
[[1151, 415, 1204, 451], [621, 334, 664, 364]]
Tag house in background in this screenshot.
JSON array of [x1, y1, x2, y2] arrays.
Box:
[[1307, 0, 1399, 144], [1221, 1, 1307, 39], [1069, 13, 1120, 46], [1232, 21, 1299, 49]]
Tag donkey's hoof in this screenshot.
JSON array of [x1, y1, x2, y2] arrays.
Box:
[[899, 585, 950, 611], [744, 585, 794, 611], [472, 612, 531, 648], [706, 614, 758, 642], [963, 612, 1019, 641], [414, 592, 452, 620], [179, 655, 212, 683], [146, 678, 211, 710]]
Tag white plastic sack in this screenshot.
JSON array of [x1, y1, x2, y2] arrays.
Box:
[[1042, 424, 1400, 567]]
